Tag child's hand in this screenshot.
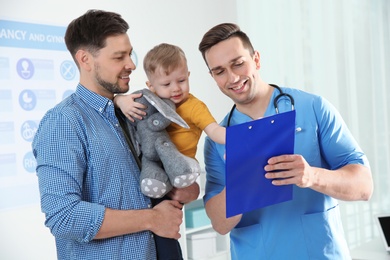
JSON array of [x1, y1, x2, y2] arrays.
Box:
[[114, 93, 147, 122]]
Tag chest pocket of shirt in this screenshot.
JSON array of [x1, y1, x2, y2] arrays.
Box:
[[294, 119, 321, 166]]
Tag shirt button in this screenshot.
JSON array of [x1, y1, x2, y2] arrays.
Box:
[[99, 107, 103, 112], [108, 101, 112, 106], [148, 204, 152, 208]]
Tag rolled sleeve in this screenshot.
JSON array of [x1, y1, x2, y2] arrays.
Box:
[[34, 111, 106, 242]]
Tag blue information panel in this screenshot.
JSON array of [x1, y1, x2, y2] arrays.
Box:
[[0, 19, 78, 210]]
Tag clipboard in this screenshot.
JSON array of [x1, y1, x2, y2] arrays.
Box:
[[225, 110, 296, 217]]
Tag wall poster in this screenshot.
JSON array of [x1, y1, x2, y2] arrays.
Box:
[[0, 19, 78, 210]]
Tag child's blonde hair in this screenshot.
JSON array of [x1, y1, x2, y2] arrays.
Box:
[[143, 43, 187, 78]]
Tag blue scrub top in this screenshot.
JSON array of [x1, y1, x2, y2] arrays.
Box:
[[203, 87, 369, 260]]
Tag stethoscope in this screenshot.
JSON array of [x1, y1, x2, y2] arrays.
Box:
[[227, 84, 295, 127]]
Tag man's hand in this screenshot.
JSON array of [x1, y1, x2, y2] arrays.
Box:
[[151, 200, 183, 239], [264, 154, 313, 188], [264, 154, 373, 201]]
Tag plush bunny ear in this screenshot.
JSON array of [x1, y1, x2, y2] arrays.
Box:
[[142, 89, 189, 129]]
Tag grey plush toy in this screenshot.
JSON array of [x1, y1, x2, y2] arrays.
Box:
[[129, 88, 201, 198]]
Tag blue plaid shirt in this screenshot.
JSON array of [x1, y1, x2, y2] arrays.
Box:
[[32, 84, 156, 260]]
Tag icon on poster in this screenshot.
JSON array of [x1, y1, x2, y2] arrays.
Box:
[[23, 151, 37, 173], [60, 60, 77, 81], [19, 90, 37, 111], [21, 120, 38, 142], [17, 58, 35, 80]]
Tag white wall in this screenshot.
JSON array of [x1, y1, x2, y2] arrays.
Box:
[[0, 1, 236, 259]]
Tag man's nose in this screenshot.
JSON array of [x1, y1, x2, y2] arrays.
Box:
[[227, 69, 239, 84], [125, 56, 136, 70]]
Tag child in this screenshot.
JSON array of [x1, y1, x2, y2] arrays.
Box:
[[115, 42, 226, 260], [115, 43, 225, 160]]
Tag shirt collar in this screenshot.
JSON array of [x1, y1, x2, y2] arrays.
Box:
[[75, 83, 113, 114]]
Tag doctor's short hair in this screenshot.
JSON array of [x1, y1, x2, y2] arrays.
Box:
[[198, 23, 255, 65]]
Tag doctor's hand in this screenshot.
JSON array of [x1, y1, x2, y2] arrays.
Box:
[[264, 154, 315, 188], [167, 182, 200, 204]]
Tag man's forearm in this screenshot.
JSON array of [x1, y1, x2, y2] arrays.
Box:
[[205, 188, 242, 235]]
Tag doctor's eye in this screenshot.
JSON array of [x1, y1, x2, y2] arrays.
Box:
[[212, 69, 225, 76], [233, 61, 244, 67]]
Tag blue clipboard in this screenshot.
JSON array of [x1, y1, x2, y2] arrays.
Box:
[[225, 110, 296, 218]]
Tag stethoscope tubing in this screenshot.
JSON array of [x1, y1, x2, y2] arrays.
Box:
[[227, 84, 295, 127]]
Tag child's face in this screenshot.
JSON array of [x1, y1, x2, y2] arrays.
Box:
[[147, 64, 190, 106]]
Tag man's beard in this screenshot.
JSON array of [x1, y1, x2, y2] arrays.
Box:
[[94, 64, 126, 94]]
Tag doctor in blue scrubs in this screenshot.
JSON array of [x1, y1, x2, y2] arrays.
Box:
[[198, 23, 373, 260]]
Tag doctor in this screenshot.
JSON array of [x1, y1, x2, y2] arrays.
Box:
[[198, 23, 373, 259]]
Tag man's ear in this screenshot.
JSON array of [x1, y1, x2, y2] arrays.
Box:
[[254, 50, 261, 70], [75, 49, 92, 71]]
